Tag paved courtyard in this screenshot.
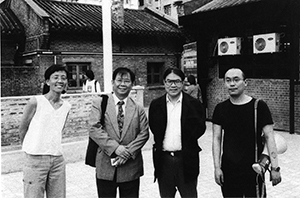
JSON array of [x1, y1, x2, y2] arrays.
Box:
[[2, 122, 300, 198]]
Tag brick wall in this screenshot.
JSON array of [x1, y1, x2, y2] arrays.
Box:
[[206, 65, 300, 133], [1, 94, 93, 147], [1, 52, 178, 103], [1, 39, 18, 65], [113, 54, 179, 107], [10, 0, 48, 51], [1, 88, 144, 148], [1, 66, 41, 97], [144, 86, 166, 107], [51, 34, 103, 52], [3, 0, 183, 107]]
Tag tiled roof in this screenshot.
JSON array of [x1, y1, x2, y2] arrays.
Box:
[[0, 5, 24, 35], [31, 0, 182, 37], [193, 0, 262, 13]]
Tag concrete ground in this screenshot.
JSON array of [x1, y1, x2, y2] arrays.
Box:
[[1, 122, 300, 198]]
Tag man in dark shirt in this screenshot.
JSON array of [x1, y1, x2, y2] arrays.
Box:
[[212, 68, 281, 197]]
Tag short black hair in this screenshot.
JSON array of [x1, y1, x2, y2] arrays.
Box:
[[85, 70, 95, 80], [187, 75, 196, 85], [163, 67, 185, 81], [112, 67, 135, 82], [44, 64, 68, 80]]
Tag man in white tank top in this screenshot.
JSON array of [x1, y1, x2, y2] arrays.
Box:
[[19, 64, 71, 198]]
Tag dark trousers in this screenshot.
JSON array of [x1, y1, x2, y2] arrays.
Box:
[[157, 152, 198, 198], [221, 168, 266, 198], [96, 173, 140, 198]]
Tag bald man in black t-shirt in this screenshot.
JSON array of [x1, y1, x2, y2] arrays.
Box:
[[212, 68, 281, 198]]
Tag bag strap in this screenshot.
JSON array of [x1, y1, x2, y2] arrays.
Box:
[[100, 95, 108, 125], [255, 98, 266, 198], [94, 80, 98, 92], [254, 98, 260, 162]]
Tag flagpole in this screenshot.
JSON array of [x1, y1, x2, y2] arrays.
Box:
[[102, 0, 113, 93]]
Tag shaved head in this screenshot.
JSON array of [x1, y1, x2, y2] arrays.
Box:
[[225, 68, 246, 80]]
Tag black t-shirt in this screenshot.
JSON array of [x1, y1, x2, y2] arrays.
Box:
[[212, 98, 273, 173]]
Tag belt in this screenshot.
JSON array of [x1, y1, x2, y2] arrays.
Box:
[[163, 151, 182, 157]]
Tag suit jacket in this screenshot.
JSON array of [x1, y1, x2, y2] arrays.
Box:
[[149, 92, 206, 182], [89, 94, 149, 182]]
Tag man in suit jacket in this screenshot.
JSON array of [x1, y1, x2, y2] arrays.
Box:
[[149, 67, 206, 198], [89, 67, 149, 198]]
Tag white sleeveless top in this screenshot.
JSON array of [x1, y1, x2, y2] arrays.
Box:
[[22, 95, 71, 156]]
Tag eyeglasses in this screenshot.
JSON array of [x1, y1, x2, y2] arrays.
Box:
[[115, 79, 131, 85], [164, 79, 183, 87]]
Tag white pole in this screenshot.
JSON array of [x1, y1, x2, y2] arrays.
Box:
[[102, 0, 113, 93]]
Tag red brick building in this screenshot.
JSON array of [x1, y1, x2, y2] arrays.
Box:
[[1, 0, 185, 106], [1, 1, 41, 96], [180, 0, 300, 133], [2, 0, 299, 133]]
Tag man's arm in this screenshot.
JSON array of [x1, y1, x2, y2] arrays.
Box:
[[89, 97, 119, 156], [82, 82, 86, 92], [212, 123, 224, 186], [19, 97, 37, 143], [61, 112, 70, 131], [148, 100, 156, 136], [124, 106, 149, 158], [193, 99, 206, 139], [263, 124, 282, 186], [96, 81, 101, 93]]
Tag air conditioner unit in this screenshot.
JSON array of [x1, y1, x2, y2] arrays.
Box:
[[218, 37, 241, 56], [253, 33, 280, 54]]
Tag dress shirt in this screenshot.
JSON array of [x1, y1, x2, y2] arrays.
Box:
[[112, 93, 128, 116], [163, 93, 182, 151]]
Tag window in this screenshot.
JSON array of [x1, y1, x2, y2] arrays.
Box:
[[177, 4, 184, 16], [147, 62, 164, 85], [66, 63, 90, 89], [139, 0, 144, 6], [164, 4, 171, 15]]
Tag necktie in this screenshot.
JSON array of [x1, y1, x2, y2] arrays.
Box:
[[117, 101, 125, 135]]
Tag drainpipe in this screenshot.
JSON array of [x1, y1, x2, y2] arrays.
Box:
[[289, 0, 299, 134]]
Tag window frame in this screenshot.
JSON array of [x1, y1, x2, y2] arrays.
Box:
[[66, 62, 91, 90], [164, 4, 171, 16], [147, 62, 164, 85]]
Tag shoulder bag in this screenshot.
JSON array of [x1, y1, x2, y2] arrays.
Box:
[[85, 94, 108, 167]]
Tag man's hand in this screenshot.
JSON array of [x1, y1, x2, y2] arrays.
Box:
[[114, 156, 128, 167], [214, 168, 224, 186], [115, 145, 132, 160], [270, 169, 282, 186]]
